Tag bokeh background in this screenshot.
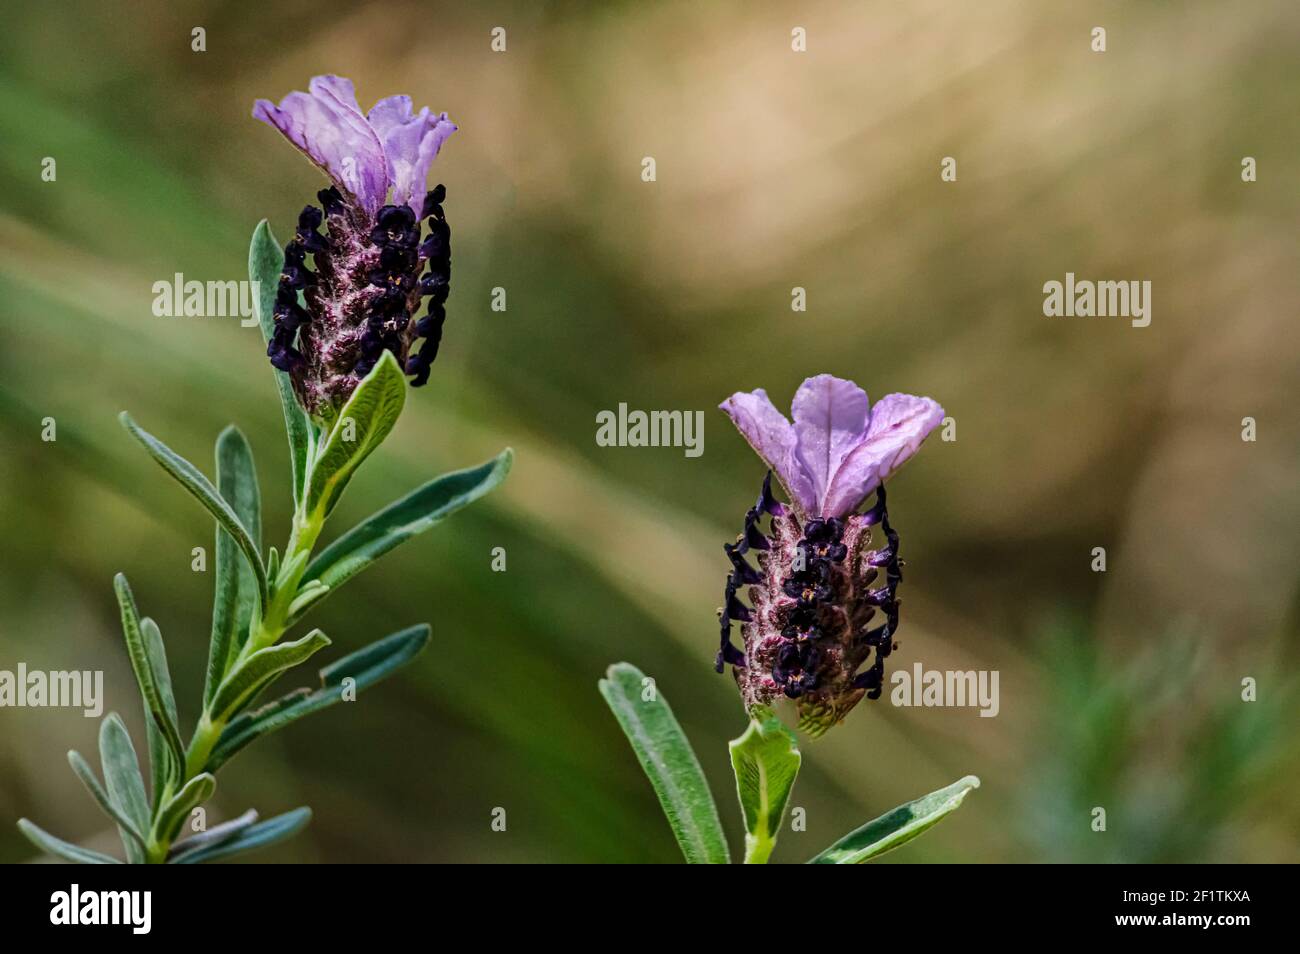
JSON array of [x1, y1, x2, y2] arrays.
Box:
[[1, 0, 1297, 863]]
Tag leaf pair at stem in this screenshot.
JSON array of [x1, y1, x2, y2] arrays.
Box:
[[16, 223, 512, 864], [599, 662, 980, 864]]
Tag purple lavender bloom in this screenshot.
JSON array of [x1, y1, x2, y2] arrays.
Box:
[[716, 375, 943, 736], [253, 75, 457, 417]]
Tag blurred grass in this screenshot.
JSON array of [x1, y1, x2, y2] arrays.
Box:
[[0, 0, 1297, 862]]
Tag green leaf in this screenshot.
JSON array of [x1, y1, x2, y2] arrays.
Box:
[[169, 807, 311, 864], [119, 413, 269, 610], [98, 714, 151, 863], [205, 426, 262, 707], [166, 808, 258, 862], [729, 709, 801, 864], [66, 750, 146, 859], [17, 819, 122, 864], [598, 662, 730, 864], [209, 629, 332, 723], [153, 773, 216, 845], [250, 219, 313, 509], [207, 624, 431, 771], [140, 617, 177, 808], [113, 575, 185, 792], [286, 580, 329, 622], [301, 450, 512, 613], [808, 775, 981, 864], [304, 350, 406, 521]]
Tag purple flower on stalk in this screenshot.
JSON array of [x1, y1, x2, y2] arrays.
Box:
[[253, 75, 457, 418], [716, 375, 943, 736]]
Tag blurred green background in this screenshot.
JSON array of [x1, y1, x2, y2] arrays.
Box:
[[1, 0, 1297, 863]]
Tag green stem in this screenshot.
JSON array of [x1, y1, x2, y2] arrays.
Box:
[[144, 503, 324, 862], [743, 832, 775, 865]]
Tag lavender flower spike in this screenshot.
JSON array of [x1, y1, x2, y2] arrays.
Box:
[[717, 375, 943, 736], [253, 75, 457, 418]]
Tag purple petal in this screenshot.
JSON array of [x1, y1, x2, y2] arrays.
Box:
[[789, 374, 870, 514], [253, 75, 389, 215], [719, 389, 816, 514], [820, 393, 944, 517], [367, 96, 457, 217]]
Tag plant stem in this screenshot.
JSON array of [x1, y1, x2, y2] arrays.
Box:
[[742, 831, 775, 865], [145, 503, 324, 862]]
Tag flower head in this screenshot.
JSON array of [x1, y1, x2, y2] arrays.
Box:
[[253, 75, 456, 419], [719, 374, 943, 519], [716, 376, 942, 736]]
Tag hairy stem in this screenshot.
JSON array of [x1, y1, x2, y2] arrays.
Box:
[[146, 502, 324, 862]]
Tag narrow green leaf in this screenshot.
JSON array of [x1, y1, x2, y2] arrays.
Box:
[[285, 581, 329, 622], [16, 819, 121, 864], [166, 809, 258, 862], [67, 750, 146, 858], [729, 710, 801, 864], [113, 575, 185, 791], [808, 775, 981, 864], [206, 426, 262, 707], [209, 629, 332, 723], [170, 807, 311, 864], [301, 450, 512, 613], [304, 350, 406, 521], [153, 773, 216, 845], [140, 619, 178, 728], [139, 617, 178, 808], [598, 662, 730, 864], [207, 624, 431, 771], [98, 714, 151, 863], [119, 413, 268, 610], [250, 219, 313, 509]]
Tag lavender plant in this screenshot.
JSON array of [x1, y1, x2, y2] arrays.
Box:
[[17, 75, 510, 864], [601, 375, 978, 863]]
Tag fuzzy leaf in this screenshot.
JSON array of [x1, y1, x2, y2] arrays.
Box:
[[729, 710, 801, 864], [598, 662, 730, 864], [17, 819, 121, 864], [67, 750, 146, 859], [169, 807, 311, 864], [153, 773, 216, 845], [301, 451, 512, 613], [304, 350, 406, 521], [98, 714, 151, 863], [119, 413, 269, 610], [206, 426, 262, 707], [166, 809, 258, 862], [113, 575, 185, 791], [250, 220, 314, 508], [808, 775, 981, 864], [139, 616, 178, 807], [209, 629, 332, 723], [207, 624, 431, 771]]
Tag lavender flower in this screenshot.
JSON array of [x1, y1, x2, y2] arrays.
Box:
[[253, 75, 456, 418], [717, 375, 943, 736]]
